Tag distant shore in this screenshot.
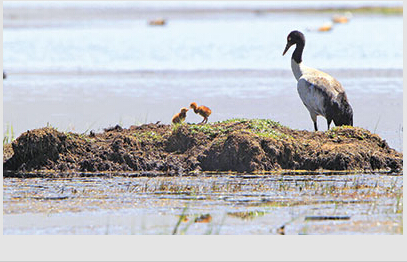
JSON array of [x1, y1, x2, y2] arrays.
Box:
[[3, 5, 402, 28]]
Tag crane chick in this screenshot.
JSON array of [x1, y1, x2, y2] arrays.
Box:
[[171, 107, 189, 124], [190, 102, 212, 124]]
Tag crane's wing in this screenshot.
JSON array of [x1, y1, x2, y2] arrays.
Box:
[[303, 67, 345, 94], [298, 72, 352, 124]]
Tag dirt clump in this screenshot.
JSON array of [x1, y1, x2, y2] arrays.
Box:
[[3, 119, 403, 175], [199, 131, 271, 172]]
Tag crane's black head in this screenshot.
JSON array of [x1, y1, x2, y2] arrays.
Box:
[[282, 30, 305, 56]]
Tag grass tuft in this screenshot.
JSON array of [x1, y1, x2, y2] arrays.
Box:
[[3, 123, 15, 145]]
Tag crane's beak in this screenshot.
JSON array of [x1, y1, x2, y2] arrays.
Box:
[[282, 42, 293, 56]]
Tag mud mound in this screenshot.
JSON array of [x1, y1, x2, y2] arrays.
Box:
[[199, 131, 272, 172], [4, 128, 68, 171], [3, 144, 14, 163], [3, 119, 403, 175], [165, 125, 203, 153]]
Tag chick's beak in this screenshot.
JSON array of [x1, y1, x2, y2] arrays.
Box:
[[282, 42, 293, 56]]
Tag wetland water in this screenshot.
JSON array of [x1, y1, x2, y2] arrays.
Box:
[[2, 2, 403, 235], [3, 172, 403, 234]]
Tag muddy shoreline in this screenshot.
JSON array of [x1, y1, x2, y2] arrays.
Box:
[[3, 119, 403, 177]]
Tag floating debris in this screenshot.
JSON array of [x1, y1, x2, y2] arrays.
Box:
[[318, 22, 334, 32], [30, 196, 70, 201], [277, 225, 285, 235], [194, 214, 212, 223], [305, 216, 351, 221], [227, 211, 266, 220], [332, 12, 353, 24], [149, 18, 166, 26]]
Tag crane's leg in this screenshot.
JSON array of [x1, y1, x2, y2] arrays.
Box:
[[327, 119, 332, 130], [310, 112, 318, 131]]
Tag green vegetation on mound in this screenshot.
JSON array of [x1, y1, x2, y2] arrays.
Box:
[[3, 119, 403, 175]]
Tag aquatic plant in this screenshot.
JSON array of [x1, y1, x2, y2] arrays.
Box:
[[3, 122, 14, 145], [172, 206, 189, 235]]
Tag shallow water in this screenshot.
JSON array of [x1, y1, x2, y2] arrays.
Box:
[[3, 172, 403, 234]]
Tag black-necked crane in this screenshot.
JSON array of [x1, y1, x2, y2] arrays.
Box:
[[282, 30, 353, 131]]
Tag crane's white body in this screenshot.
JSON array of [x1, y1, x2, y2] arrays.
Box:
[[291, 59, 344, 125]]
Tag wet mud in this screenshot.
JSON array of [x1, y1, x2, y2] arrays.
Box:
[[3, 119, 403, 176]]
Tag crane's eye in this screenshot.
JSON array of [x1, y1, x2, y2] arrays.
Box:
[[288, 37, 291, 42]]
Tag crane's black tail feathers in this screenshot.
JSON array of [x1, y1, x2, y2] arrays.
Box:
[[332, 92, 353, 127]]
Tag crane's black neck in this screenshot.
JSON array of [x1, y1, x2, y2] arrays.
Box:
[[292, 42, 304, 64]]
